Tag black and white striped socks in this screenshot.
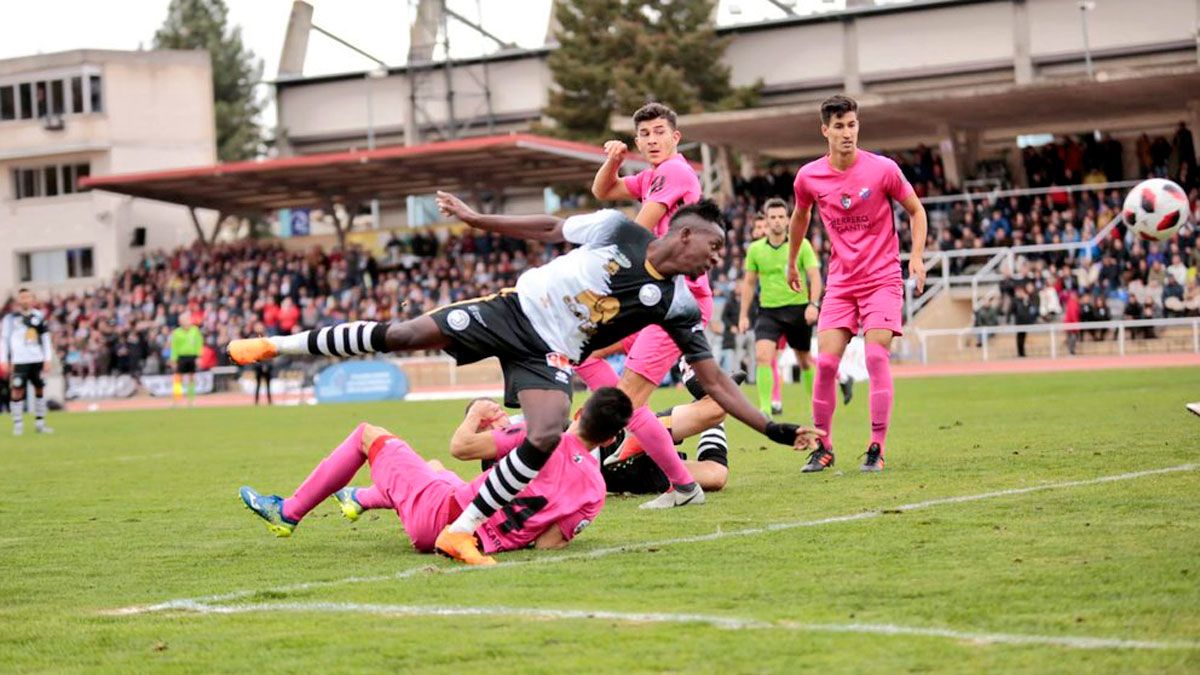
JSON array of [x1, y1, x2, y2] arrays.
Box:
[[270, 321, 388, 358], [696, 423, 729, 466], [447, 439, 550, 534]]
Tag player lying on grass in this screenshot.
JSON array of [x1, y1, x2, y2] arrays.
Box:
[[230, 194, 812, 564], [452, 381, 738, 496], [239, 387, 634, 564]]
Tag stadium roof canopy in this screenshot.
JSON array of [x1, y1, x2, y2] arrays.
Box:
[[80, 133, 657, 216], [653, 68, 1200, 158]]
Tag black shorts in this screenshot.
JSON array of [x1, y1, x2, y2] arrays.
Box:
[[754, 304, 812, 351], [428, 292, 571, 408], [175, 356, 198, 374], [10, 363, 45, 390]]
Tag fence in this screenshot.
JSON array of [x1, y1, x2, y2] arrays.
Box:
[[913, 317, 1200, 364]]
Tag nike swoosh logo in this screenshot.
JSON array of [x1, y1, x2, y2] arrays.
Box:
[[676, 492, 699, 506]]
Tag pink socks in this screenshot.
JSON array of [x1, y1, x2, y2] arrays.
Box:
[[282, 423, 367, 522], [575, 358, 620, 390], [628, 405, 694, 487], [812, 352, 840, 448], [864, 343, 893, 451]]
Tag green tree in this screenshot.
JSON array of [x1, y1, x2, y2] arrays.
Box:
[[153, 0, 263, 161], [545, 0, 757, 143]]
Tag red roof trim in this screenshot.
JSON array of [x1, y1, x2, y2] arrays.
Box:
[[80, 133, 700, 189], [82, 131, 700, 189]]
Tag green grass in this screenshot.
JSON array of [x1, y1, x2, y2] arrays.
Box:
[[1, 367, 1199, 673]]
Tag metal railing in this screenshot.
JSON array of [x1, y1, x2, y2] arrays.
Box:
[[913, 317, 1200, 364], [898, 209, 1122, 324]]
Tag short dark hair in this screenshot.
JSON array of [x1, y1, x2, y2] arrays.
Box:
[[820, 95, 858, 125], [669, 199, 726, 233], [16, 287, 30, 294], [633, 102, 678, 130], [576, 387, 633, 445], [762, 197, 789, 214]]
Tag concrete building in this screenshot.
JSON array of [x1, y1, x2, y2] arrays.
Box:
[[0, 49, 216, 296], [274, 0, 1200, 190]]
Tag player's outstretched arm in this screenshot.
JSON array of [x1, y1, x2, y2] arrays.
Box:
[[787, 206, 813, 293], [689, 359, 824, 449], [436, 191, 566, 243]]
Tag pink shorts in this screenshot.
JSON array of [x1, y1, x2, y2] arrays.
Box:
[[817, 280, 904, 337], [368, 439, 466, 552], [619, 290, 714, 383]]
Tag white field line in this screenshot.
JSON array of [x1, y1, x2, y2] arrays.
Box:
[[106, 463, 1198, 616], [127, 600, 1200, 651]]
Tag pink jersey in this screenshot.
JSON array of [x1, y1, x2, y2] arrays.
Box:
[[793, 150, 914, 288], [623, 153, 711, 299], [455, 425, 605, 553]]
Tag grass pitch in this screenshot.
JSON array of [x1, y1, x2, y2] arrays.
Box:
[[1, 367, 1198, 673]]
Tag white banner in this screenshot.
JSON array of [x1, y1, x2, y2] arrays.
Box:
[[66, 375, 138, 400]]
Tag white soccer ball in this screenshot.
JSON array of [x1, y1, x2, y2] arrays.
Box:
[[1122, 178, 1190, 242]]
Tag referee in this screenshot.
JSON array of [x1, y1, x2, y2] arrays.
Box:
[[738, 198, 823, 416], [170, 313, 203, 407]]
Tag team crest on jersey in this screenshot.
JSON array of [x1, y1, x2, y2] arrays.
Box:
[[446, 309, 470, 331], [573, 519, 591, 536], [840, 194, 852, 209], [638, 283, 662, 306], [649, 175, 666, 195], [859, 187, 871, 200]]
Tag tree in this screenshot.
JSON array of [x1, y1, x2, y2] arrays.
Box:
[[544, 0, 757, 143], [154, 0, 263, 161]]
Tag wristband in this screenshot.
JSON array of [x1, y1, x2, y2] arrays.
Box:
[[764, 421, 799, 446]]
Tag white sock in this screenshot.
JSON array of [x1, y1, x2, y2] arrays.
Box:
[[447, 503, 488, 534]]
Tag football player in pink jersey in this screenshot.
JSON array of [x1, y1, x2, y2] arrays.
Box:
[[585, 102, 718, 510], [787, 95, 928, 473], [238, 387, 634, 566]]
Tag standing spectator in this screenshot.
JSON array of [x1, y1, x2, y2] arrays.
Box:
[[278, 297, 300, 334], [1013, 283, 1040, 358], [1063, 290, 1081, 355], [252, 321, 274, 406], [170, 313, 203, 407]]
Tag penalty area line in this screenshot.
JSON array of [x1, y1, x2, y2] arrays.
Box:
[[104, 462, 1197, 616], [129, 600, 1200, 651]]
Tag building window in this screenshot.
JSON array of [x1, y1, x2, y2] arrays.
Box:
[[17, 247, 95, 284], [10, 162, 90, 200], [0, 86, 13, 120], [0, 70, 102, 123], [89, 75, 103, 113], [18, 82, 32, 119], [43, 166, 58, 197], [50, 79, 64, 116], [70, 76, 83, 114]]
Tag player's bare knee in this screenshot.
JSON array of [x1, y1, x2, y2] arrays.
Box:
[[383, 322, 412, 350], [704, 466, 729, 492], [359, 423, 389, 454], [617, 371, 657, 408]]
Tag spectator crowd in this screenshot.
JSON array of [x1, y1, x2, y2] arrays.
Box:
[[3, 128, 1199, 378]]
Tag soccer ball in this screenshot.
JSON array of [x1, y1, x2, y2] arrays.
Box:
[[1122, 178, 1190, 242]]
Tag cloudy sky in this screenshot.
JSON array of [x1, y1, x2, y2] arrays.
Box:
[[0, 0, 883, 125]]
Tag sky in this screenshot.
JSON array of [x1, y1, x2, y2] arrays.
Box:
[[0, 0, 882, 126]]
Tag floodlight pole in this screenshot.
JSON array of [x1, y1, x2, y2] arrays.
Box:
[[309, 21, 390, 232], [1079, 1, 1095, 79]]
